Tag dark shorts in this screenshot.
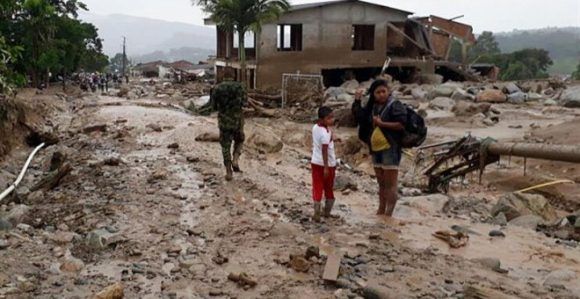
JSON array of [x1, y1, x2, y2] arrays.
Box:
[[372, 147, 402, 170]]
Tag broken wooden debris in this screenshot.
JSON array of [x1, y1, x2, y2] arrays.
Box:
[[323, 252, 342, 282], [31, 163, 72, 192]]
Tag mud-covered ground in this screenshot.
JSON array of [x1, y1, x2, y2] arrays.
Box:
[[0, 85, 579, 299]]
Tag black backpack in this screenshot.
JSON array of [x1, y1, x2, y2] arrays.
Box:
[[400, 104, 427, 148]]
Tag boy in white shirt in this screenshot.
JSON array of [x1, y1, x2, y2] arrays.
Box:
[[311, 106, 337, 222]]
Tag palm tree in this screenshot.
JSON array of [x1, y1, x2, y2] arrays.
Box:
[[196, 0, 290, 86]]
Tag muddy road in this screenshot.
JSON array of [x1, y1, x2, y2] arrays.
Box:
[[1, 90, 579, 298]]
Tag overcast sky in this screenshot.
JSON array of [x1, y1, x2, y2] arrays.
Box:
[[81, 0, 579, 33]]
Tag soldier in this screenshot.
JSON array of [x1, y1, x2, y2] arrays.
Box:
[[211, 79, 246, 181]]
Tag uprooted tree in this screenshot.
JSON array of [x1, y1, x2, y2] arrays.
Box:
[[195, 0, 290, 86]]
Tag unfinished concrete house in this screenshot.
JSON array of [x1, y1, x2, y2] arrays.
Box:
[[206, 0, 476, 89]]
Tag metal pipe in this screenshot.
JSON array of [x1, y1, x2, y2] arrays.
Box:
[[0, 143, 46, 202], [488, 142, 580, 164]]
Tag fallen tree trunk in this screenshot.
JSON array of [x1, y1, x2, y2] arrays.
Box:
[[248, 98, 276, 118]]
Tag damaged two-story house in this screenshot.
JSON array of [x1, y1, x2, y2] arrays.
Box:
[[205, 0, 476, 89]]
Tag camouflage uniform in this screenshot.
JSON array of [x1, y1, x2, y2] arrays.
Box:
[[211, 81, 246, 167]]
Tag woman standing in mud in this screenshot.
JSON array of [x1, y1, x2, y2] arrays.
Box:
[[352, 80, 407, 217]]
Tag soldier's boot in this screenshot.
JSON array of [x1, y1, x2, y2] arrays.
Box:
[[323, 199, 336, 218], [225, 162, 234, 181], [232, 151, 242, 173], [313, 202, 322, 223]]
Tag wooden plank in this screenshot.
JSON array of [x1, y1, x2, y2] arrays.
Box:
[[387, 23, 435, 55], [322, 253, 342, 282]]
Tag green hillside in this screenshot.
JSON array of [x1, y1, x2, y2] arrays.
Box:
[[494, 27, 580, 75]]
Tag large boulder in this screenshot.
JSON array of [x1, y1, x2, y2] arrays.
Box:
[[452, 101, 491, 117], [451, 88, 475, 102], [429, 97, 455, 111], [411, 87, 429, 101], [509, 215, 543, 230], [476, 89, 507, 103], [1, 205, 30, 226], [502, 82, 521, 94], [248, 130, 284, 153], [340, 80, 360, 94], [491, 192, 558, 222], [430, 82, 463, 98], [560, 86, 580, 108], [507, 92, 529, 104]]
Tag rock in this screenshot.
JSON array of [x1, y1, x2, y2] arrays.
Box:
[[473, 257, 501, 271], [489, 230, 505, 237], [60, 256, 85, 272], [411, 87, 428, 101], [0, 239, 9, 250], [509, 215, 543, 230], [451, 88, 475, 102], [0, 218, 13, 231], [3, 205, 30, 226], [83, 124, 108, 134], [493, 212, 508, 226], [146, 123, 162, 132], [86, 229, 124, 250], [429, 97, 455, 111], [362, 284, 394, 299], [228, 272, 257, 288], [92, 283, 124, 299], [476, 89, 507, 103], [452, 101, 491, 117], [491, 192, 558, 222], [419, 74, 443, 85], [195, 131, 220, 142], [248, 130, 284, 154], [341, 80, 360, 94], [528, 92, 544, 101], [561, 86, 580, 108], [167, 143, 179, 149], [543, 269, 577, 288], [103, 157, 122, 166], [507, 92, 529, 104], [289, 255, 310, 272], [543, 99, 558, 106], [334, 175, 358, 191], [400, 187, 422, 197], [117, 86, 130, 97], [325, 87, 346, 99], [502, 82, 521, 94], [50, 231, 76, 245], [483, 118, 496, 126], [431, 82, 462, 98], [305, 246, 320, 260], [337, 93, 354, 103]]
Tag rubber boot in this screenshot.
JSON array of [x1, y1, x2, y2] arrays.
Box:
[[225, 162, 233, 181], [313, 202, 322, 223], [323, 199, 335, 218]]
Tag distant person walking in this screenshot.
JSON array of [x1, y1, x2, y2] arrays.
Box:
[[211, 79, 246, 181]]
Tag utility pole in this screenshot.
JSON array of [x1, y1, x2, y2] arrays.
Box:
[[122, 36, 127, 83]]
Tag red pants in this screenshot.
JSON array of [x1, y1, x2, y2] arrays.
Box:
[[311, 164, 336, 202]]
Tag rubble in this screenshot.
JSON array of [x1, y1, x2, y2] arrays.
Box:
[[491, 192, 558, 222]]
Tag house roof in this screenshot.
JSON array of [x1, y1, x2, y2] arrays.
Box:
[[204, 0, 412, 25], [290, 0, 413, 15]]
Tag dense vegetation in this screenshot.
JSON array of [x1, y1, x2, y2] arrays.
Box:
[[495, 27, 580, 75], [0, 0, 108, 93]]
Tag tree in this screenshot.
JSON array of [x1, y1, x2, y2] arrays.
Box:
[[108, 53, 132, 74], [468, 31, 501, 62], [196, 0, 290, 85]]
